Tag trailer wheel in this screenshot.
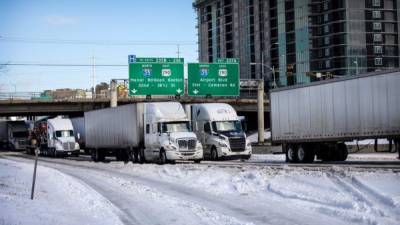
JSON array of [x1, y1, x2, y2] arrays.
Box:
[[210, 146, 218, 161], [336, 143, 348, 161], [297, 144, 315, 163], [286, 144, 298, 163], [159, 150, 167, 165], [138, 148, 145, 164]]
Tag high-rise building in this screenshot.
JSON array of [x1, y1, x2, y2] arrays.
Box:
[[194, 0, 400, 87]]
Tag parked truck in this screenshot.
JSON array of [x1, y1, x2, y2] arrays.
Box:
[[3, 121, 29, 151], [270, 70, 400, 163], [186, 103, 252, 160], [32, 118, 80, 157], [85, 102, 203, 164]]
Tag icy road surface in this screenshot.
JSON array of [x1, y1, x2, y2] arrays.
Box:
[[1, 155, 400, 225]]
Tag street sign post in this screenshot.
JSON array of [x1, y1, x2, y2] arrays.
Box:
[[129, 58, 184, 96], [188, 59, 239, 96]]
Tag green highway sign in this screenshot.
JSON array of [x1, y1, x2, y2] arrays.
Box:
[[129, 57, 184, 96], [188, 60, 239, 96]]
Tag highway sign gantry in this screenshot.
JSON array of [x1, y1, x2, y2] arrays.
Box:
[[187, 59, 239, 96], [129, 58, 184, 96]]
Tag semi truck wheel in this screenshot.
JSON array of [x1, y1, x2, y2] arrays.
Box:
[[336, 143, 348, 161], [210, 146, 219, 161], [159, 150, 167, 165], [286, 144, 298, 163], [297, 145, 315, 163]]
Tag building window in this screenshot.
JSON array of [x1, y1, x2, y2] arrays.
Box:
[[324, 25, 329, 33], [375, 58, 383, 66], [325, 48, 330, 56], [374, 46, 383, 54], [324, 36, 330, 45], [373, 34, 382, 42], [373, 22, 382, 31], [325, 60, 331, 68], [372, 0, 381, 7], [372, 11, 381, 19], [324, 14, 329, 22]]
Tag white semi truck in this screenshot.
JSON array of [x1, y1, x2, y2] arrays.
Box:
[[33, 118, 80, 157], [85, 102, 203, 164], [186, 103, 252, 160]]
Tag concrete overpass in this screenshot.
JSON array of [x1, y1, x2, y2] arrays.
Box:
[[0, 97, 270, 117]]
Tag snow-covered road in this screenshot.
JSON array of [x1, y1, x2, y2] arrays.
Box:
[[1, 154, 400, 225]]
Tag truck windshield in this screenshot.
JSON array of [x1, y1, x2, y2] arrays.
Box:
[[55, 130, 74, 137], [212, 121, 242, 133], [161, 122, 191, 133], [13, 131, 28, 138]]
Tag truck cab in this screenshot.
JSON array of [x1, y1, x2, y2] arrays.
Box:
[[7, 121, 29, 151], [142, 102, 203, 163], [44, 118, 80, 157], [188, 103, 252, 160]]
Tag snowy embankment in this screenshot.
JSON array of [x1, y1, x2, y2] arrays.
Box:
[[0, 158, 123, 225], [113, 162, 400, 225]]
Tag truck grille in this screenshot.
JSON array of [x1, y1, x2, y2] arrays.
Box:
[[178, 139, 196, 151], [229, 137, 246, 152], [62, 142, 75, 150]]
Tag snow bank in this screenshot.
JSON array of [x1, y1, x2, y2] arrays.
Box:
[[0, 159, 123, 225]]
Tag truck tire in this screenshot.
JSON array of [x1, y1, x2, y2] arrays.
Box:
[[297, 144, 315, 163], [286, 144, 298, 163], [92, 149, 100, 162], [138, 148, 145, 164], [210, 146, 218, 161], [336, 143, 348, 161], [159, 150, 167, 165]]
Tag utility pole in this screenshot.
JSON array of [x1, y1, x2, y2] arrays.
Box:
[[257, 80, 265, 144], [92, 56, 96, 99], [177, 44, 181, 58], [110, 79, 117, 108]]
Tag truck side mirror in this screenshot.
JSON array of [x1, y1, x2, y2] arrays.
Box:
[[77, 133, 80, 139]]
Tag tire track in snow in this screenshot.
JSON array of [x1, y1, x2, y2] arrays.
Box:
[[327, 173, 400, 225]]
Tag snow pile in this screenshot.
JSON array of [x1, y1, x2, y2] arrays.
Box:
[[0, 159, 123, 225], [246, 130, 271, 143], [345, 139, 389, 146], [347, 153, 399, 161]]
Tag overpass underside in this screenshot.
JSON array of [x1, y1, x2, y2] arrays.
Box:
[[0, 98, 270, 117]]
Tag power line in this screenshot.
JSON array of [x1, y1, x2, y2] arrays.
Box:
[[0, 36, 197, 46], [0, 63, 127, 67]]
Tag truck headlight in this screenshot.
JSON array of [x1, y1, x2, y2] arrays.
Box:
[[165, 144, 177, 151], [219, 142, 228, 147], [75, 143, 80, 149]]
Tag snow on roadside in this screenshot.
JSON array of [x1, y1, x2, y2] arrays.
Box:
[[0, 158, 123, 225]]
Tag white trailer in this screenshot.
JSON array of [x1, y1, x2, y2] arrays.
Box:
[[84, 102, 203, 164], [186, 103, 252, 160], [270, 70, 400, 163]]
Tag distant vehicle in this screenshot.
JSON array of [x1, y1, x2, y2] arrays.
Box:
[[0, 121, 29, 151], [186, 103, 252, 160], [32, 118, 80, 157], [85, 102, 203, 164], [270, 70, 400, 163]]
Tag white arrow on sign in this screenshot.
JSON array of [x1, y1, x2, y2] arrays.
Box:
[[131, 89, 137, 94], [176, 88, 182, 94], [193, 89, 199, 95]]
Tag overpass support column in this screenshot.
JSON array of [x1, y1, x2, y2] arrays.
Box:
[[258, 80, 265, 144], [110, 79, 117, 108]]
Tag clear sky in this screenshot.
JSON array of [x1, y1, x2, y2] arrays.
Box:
[[0, 0, 198, 92]]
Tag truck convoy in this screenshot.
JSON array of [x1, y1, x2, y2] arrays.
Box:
[[31, 117, 80, 157], [270, 70, 400, 163], [186, 103, 252, 160], [85, 102, 203, 164]]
